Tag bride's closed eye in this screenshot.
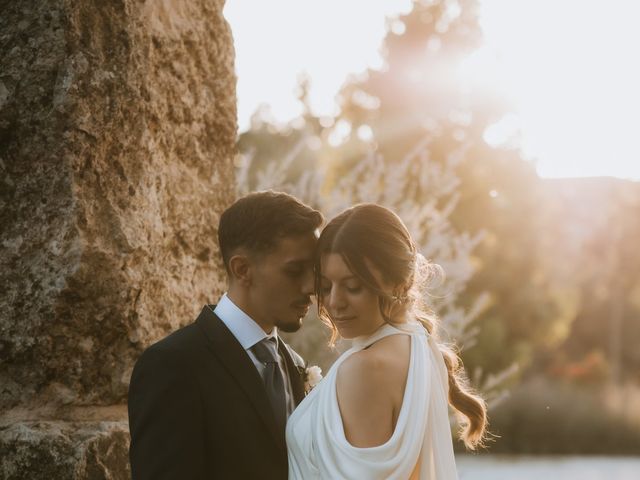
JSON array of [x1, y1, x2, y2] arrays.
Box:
[[320, 280, 363, 295], [345, 283, 362, 294]]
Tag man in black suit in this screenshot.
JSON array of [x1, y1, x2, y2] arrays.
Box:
[[128, 191, 323, 479]]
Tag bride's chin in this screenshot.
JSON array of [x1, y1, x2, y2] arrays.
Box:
[[334, 326, 352, 339]]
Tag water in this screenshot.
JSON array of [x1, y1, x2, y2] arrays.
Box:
[[457, 455, 640, 480]]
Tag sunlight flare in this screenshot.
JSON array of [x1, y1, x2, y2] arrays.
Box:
[[477, 0, 640, 179]]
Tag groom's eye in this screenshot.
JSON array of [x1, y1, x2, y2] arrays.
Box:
[[285, 267, 303, 277], [284, 262, 308, 277]]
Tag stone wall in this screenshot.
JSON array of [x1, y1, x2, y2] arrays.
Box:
[[0, 0, 236, 477]]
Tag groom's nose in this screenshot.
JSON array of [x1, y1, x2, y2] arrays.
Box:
[[300, 266, 314, 296]]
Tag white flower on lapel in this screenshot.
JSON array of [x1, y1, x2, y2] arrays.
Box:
[[304, 365, 323, 392]]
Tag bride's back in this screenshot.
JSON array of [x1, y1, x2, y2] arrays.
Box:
[[336, 332, 411, 448]]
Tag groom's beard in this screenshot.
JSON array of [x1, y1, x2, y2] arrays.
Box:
[[276, 298, 312, 332], [277, 318, 303, 333]]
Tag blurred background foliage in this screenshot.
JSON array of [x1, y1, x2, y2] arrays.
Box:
[[235, 0, 640, 453]]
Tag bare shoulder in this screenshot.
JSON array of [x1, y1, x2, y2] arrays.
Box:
[[339, 334, 411, 383], [336, 333, 412, 447], [367, 332, 411, 360]]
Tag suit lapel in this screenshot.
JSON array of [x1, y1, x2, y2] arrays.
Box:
[[279, 341, 306, 406], [195, 306, 286, 454]]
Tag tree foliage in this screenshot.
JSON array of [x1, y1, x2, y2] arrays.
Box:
[[236, 0, 640, 391]]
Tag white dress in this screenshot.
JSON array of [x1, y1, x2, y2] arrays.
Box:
[[286, 322, 459, 480]]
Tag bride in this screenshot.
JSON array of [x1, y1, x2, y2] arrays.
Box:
[[287, 204, 487, 479]]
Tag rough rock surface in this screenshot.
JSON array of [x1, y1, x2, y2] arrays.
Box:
[[0, 422, 131, 480], [0, 0, 236, 476], [0, 421, 130, 480]]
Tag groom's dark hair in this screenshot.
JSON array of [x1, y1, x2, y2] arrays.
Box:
[[218, 190, 323, 271]]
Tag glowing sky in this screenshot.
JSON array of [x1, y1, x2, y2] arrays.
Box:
[[224, 0, 640, 180]]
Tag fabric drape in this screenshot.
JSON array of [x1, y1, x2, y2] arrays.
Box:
[[286, 322, 458, 480]]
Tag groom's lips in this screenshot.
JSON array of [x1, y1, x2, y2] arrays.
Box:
[[292, 302, 311, 316]]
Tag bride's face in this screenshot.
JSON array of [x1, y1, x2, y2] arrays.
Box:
[[319, 253, 386, 339]]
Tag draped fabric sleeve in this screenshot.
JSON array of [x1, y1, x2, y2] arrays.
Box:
[[286, 324, 458, 480]]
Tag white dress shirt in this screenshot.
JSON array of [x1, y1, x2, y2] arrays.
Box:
[[214, 293, 295, 415]]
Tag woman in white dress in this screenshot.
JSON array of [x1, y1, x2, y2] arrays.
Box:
[[287, 204, 487, 479]]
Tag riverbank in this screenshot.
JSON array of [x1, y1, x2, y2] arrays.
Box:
[[457, 454, 640, 480]]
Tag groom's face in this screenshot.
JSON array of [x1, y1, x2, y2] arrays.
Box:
[[248, 232, 317, 333]]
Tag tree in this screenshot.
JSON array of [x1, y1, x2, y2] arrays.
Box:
[[539, 178, 640, 385], [237, 0, 564, 386], [326, 0, 561, 376]]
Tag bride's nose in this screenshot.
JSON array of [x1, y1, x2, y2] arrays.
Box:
[[327, 287, 347, 312]]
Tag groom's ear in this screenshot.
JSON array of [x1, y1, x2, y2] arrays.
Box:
[[228, 254, 252, 286]]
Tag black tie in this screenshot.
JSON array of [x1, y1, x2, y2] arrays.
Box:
[[251, 337, 287, 435]]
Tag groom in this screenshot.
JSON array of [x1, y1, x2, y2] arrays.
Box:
[[128, 191, 323, 479]]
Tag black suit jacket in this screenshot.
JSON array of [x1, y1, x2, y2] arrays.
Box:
[[128, 305, 306, 480]]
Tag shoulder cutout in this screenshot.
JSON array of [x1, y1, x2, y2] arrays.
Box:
[[336, 333, 411, 448]]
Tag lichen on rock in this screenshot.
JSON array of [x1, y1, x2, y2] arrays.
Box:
[[0, 0, 237, 476]]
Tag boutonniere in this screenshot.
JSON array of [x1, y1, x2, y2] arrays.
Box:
[[301, 365, 323, 393]]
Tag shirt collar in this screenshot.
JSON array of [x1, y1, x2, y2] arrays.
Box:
[[213, 293, 278, 350]]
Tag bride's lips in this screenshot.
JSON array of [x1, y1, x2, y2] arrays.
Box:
[[333, 316, 356, 324]]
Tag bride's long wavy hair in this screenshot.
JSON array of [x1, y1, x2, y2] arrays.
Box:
[[315, 203, 487, 450]]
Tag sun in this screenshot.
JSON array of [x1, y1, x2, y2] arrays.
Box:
[[473, 0, 640, 180]]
